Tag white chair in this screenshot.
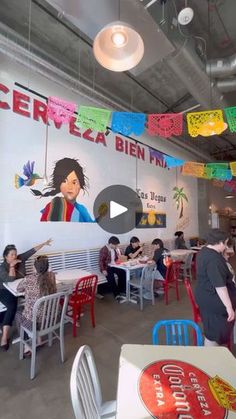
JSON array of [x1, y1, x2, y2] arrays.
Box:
[[70, 345, 116, 419], [19, 291, 69, 379], [128, 265, 156, 310]]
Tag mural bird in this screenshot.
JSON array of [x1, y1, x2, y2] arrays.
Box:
[[15, 161, 42, 189]]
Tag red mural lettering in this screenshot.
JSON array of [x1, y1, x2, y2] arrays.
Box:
[[0, 83, 10, 110], [33, 99, 47, 124], [83, 129, 94, 142], [69, 117, 81, 137], [115, 136, 124, 151], [130, 143, 136, 157], [13, 90, 30, 117], [95, 132, 107, 146], [137, 145, 145, 160]]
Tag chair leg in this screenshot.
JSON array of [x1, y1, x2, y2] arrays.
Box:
[[19, 326, 24, 360], [176, 280, 180, 301], [72, 305, 78, 338], [140, 287, 143, 311], [164, 284, 168, 305], [48, 332, 53, 347], [30, 335, 37, 380], [90, 303, 95, 328]]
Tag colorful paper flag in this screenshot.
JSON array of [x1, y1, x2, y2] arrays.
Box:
[[76, 106, 111, 132], [111, 112, 146, 136], [181, 162, 205, 177], [147, 113, 183, 138], [187, 110, 225, 137], [224, 106, 236, 133], [164, 156, 185, 168], [47, 96, 76, 124]]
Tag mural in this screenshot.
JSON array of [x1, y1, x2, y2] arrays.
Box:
[[31, 158, 94, 222], [173, 186, 188, 219], [15, 161, 42, 188]]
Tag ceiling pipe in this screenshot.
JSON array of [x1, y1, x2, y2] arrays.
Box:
[[206, 54, 236, 78], [216, 77, 236, 93]]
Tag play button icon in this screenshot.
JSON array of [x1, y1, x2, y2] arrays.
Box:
[[93, 185, 143, 234], [110, 201, 128, 219]]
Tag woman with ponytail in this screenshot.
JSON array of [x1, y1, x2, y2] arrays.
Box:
[[31, 157, 94, 222], [15, 256, 57, 354]]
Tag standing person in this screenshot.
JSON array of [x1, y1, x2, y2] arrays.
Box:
[[195, 229, 236, 347], [0, 239, 52, 350], [15, 255, 57, 356], [31, 158, 94, 222], [174, 231, 188, 249], [99, 236, 126, 303], [125, 237, 143, 259]]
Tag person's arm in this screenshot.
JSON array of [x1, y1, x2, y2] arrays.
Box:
[[215, 287, 235, 321], [99, 247, 108, 276], [0, 262, 19, 283], [128, 246, 144, 259], [34, 239, 52, 252], [16, 277, 28, 292]]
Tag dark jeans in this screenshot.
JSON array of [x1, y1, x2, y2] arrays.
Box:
[[0, 288, 17, 327], [106, 267, 126, 298]]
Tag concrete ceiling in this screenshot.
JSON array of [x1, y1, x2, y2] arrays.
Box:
[[0, 0, 236, 160]]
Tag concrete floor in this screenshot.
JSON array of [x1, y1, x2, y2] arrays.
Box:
[[0, 281, 235, 419]]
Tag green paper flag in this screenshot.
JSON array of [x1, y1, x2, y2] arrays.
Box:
[[224, 106, 236, 133], [76, 106, 111, 132]]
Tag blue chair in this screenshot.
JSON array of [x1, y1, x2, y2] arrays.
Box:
[[152, 319, 203, 346]]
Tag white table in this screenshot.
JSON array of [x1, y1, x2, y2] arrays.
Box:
[[170, 249, 197, 261], [109, 262, 147, 302], [3, 268, 92, 297], [116, 344, 236, 419]]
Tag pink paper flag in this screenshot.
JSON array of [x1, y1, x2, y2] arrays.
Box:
[[47, 96, 76, 124]]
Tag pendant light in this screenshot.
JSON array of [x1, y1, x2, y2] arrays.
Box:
[[93, 19, 144, 72]]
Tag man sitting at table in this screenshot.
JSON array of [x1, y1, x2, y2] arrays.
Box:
[[125, 237, 143, 260], [99, 236, 126, 303]]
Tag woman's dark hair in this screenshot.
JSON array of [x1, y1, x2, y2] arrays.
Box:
[[31, 158, 88, 198], [34, 256, 56, 296], [175, 231, 183, 237], [152, 238, 164, 248], [3, 244, 17, 259], [108, 236, 120, 245], [130, 236, 140, 244], [207, 229, 229, 245]]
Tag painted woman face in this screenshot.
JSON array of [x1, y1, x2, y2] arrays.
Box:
[[60, 170, 81, 202], [5, 249, 17, 264]]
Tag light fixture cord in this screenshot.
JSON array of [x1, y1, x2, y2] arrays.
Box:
[[118, 0, 121, 20], [27, 0, 32, 89], [207, 0, 213, 108]]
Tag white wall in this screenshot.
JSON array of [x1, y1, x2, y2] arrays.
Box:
[[0, 53, 199, 252]]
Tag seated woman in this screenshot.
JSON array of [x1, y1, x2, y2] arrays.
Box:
[[174, 231, 188, 249], [16, 255, 57, 355], [125, 237, 143, 259], [0, 239, 52, 351], [151, 239, 169, 293]]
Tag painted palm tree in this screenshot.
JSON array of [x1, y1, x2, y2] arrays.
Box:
[[173, 186, 188, 219]]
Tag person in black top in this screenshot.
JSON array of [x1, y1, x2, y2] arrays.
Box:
[[174, 231, 188, 249], [195, 229, 236, 346], [151, 239, 169, 291], [0, 239, 52, 351], [125, 237, 143, 260]]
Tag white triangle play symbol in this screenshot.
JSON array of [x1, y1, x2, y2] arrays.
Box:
[[110, 201, 128, 219]]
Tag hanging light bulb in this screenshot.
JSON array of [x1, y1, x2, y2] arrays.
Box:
[[93, 21, 144, 72]]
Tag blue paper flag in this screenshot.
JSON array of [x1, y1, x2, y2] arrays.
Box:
[[165, 156, 185, 168], [111, 112, 146, 136]]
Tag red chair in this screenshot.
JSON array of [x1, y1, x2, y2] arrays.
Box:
[[67, 275, 98, 337], [184, 279, 232, 350], [162, 261, 181, 305]]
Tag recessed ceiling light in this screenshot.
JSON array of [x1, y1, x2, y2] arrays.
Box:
[[225, 195, 234, 199]]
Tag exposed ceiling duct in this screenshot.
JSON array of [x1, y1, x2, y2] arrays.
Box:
[[206, 54, 236, 78], [216, 77, 236, 93], [166, 39, 227, 109]]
